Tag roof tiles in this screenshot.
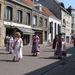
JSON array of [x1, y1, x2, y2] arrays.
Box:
[[21, 0, 57, 17]]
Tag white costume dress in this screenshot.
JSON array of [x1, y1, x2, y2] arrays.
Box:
[[6, 37, 13, 52], [9, 37, 13, 52], [13, 38, 23, 58]]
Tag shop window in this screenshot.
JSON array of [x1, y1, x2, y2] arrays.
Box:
[[6, 6, 12, 21], [17, 10, 22, 23]]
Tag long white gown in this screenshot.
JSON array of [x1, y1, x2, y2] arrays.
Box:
[[6, 37, 13, 52], [13, 38, 23, 58]]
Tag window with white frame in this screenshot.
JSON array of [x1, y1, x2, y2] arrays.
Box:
[[58, 24, 61, 34], [72, 24, 74, 28], [39, 17, 42, 26], [71, 30, 74, 34], [26, 13, 30, 25], [61, 10, 66, 15], [72, 17, 75, 22], [6, 6, 12, 21], [71, 10, 75, 14], [17, 10, 22, 23], [33, 15, 37, 25], [44, 19, 47, 27], [63, 19, 66, 24]]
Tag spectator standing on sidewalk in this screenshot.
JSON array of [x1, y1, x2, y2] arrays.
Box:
[[31, 33, 40, 56], [12, 32, 23, 62]]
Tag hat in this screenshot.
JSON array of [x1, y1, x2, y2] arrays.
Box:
[[34, 32, 38, 35], [16, 32, 21, 37], [58, 33, 62, 35]]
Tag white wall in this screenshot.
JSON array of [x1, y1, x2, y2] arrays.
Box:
[[48, 16, 61, 41]]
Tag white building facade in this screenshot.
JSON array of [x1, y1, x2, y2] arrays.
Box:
[[61, 10, 71, 43], [48, 16, 61, 42]]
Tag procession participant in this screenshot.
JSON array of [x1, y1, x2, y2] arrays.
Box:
[[54, 33, 62, 59], [9, 35, 14, 54], [6, 35, 10, 52], [5, 35, 9, 47], [12, 32, 23, 62], [31, 33, 40, 56], [61, 37, 66, 56], [52, 35, 58, 49]]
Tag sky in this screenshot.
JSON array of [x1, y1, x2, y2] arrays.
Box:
[[58, 0, 75, 9]]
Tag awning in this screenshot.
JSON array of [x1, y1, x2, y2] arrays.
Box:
[[17, 27, 35, 35]]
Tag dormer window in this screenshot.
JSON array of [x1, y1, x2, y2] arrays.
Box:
[[31, 0, 39, 2], [34, 4, 42, 11]]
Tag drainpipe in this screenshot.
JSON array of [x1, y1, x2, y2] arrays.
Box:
[[30, 8, 33, 45]]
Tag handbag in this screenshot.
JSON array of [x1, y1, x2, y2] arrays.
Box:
[[62, 51, 66, 56]]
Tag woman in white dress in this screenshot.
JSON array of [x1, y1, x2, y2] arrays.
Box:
[[9, 35, 13, 54], [12, 32, 23, 62]]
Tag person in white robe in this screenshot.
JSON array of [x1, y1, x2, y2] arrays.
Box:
[[9, 35, 13, 54], [12, 32, 23, 62], [6, 35, 10, 52], [6, 35, 13, 54]]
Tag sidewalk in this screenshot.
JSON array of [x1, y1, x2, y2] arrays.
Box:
[[0, 47, 6, 50]]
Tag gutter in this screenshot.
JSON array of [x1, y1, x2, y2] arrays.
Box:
[[50, 15, 61, 22]]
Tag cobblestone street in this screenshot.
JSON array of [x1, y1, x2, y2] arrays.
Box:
[[0, 44, 74, 75]]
